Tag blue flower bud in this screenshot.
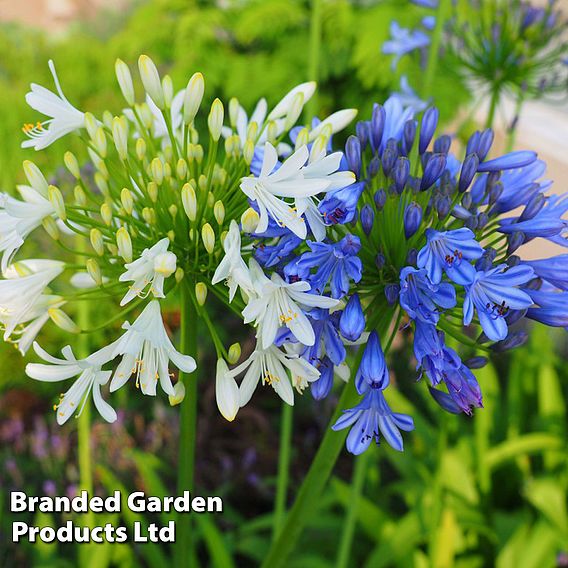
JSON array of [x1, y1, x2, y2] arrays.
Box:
[[436, 196, 451, 218], [402, 119, 417, 156], [371, 104, 386, 152], [476, 129, 494, 161], [311, 357, 334, 400], [487, 182, 503, 205], [340, 294, 365, 342], [361, 204, 375, 235], [477, 150, 537, 172], [433, 135, 451, 155], [406, 248, 418, 265], [505, 308, 527, 326], [404, 202, 422, 239], [519, 192, 545, 221], [464, 216, 478, 230], [429, 387, 462, 414], [490, 331, 528, 352], [458, 153, 479, 193], [476, 212, 489, 229], [382, 142, 398, 176], [419, 107, 439, 154], [464, 356, 488, 369], [375, 253, 385, 270], [485, 247, 497, 261], [367, 156, 380, 178], [461, 192, 472, 209], [475, 255, 493, 272], [385, 284, 400, 305], [356, 121, 369, 149], [466, 130, 480, 156], [345, 135, 362, 179], [506, 254, 520, 267], [393, 157, 410, 193], [374, 189, 386, 210], [420, 153, 446, 190], [507, 231, 525, 255]]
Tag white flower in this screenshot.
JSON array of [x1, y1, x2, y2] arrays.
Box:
[[119, 238, 177, 306], [109, 300, 196, 396], [215, 359, 240, 421], [22, 60, 85, 150], [212, 220, 253, 301], [0, 260, 64, 345], [0, 188, 55, 273], [240, 142, 331, 238], [267, 82, 316, 121], [222, 98, 268, 146], [308, 109, 358, 142], [26, 341, 117, 425], [242, 260, 339, 349], [230, 341, 320, 407]]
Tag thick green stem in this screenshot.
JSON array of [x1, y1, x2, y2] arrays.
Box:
[[306, 0, 322, 119], [260, 378, 360, 568], [421, 0, 452, 101], [175, 282, 199, 567], [273, 402, 293, 540], [335, 450, 370, 568], [485, 88, 500, 130]]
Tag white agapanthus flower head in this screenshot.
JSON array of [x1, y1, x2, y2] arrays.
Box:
[[26, 341, 118, 425], [22, 60, 85, 150], [119, 238, 177, 306], [110, 300, 196, 396]]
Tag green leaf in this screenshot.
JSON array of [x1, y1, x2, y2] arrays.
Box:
[[195, 514, 236, 568], [485, 434, 564, 470]]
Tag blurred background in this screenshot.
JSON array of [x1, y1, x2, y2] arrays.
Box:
[[0, 1, 567, 567]]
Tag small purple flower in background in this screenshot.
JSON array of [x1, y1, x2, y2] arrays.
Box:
[[463, 265, 535, 341], [382, 21, 431, 70], [391, 76, 429, 113], [417, 228, 484, 285]]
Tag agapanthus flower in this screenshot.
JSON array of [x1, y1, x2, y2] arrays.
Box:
[[463, 265, 535, 341], [524, 254, 568, 290], [525, 287, 568, 327], [382, 21, 430, 70], [22, 60, 85, 150]]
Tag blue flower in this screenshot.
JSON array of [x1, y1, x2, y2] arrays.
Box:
[[524, 254, 568, 290], [417, 228, 484, 284], [429, 363, 483, 415], [390, 76, 429, 113], [302, 309, 346, 367], [311, 356, 334, 400], [399, 266, 456, 324], [339, 293, 365, 341], [525, 287, 568, 327], [254, 233, 302, 268], [354, 330, 389, 394], [463, 265, 535, 341], [382, 21, 430, 70], [477, 150, 537, 173], [332, 385, 414, 454], [319, 182, 365, 225], [294, 235, 362, 299]]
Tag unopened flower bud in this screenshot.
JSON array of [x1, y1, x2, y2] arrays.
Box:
[[194, 144, 204, 163], [48, 185, 66, 220], [374, 189, 386, 210], [459, 153, 479, 193], [150, 158, 164, 185], [115, 58, 135, 106], [74, 185, 87, 207], [246, 121, 258, 143], [168, 381, 186, 406], [266, 121, 278, 144], [360, 204, 374, 236], [116, 227, 133, 263], [23, 160, 49, 196], [375, 253, 386, 270], [167, 230, 175, 241], [464, 356, 488, 369], [507, 231, 525, 255], [100, 203, 112, 226], [42, 217, 60, 240], [404, 202, 422, 239], [94, 172, 109, 196], [214, 200, 225, 225], [120, 188, 134, 215], [420, 153, 446, 190], [138, 54, 165, 109], [183, 72, 204, 124], [228, 343, 241, 364], [402, 119, 417, 155], [112, 116, 129, 161], [86, 258, 102, 286], [202, 223, 215, 253], [243, 140, 255, 165], [176, 158, 188, 180], [175, 267, 184, 283], [90, 228, 104, 255], [181, 183, 197, 221], [84, 112, 98, 140], [64, 152, 81, 179], [147, 181, 159, 203], [142, 207, 156, 225], [385, 283, 400, 305], [294, 127, 309, 151], [216, 359, 239, 422], [49, 308, 80, 334], [93, 127, 107, 158], [309, 135, 327, 163], [195, 282, 207, 306], [102, 110, 113, 130], [339, 294, 365, 342], [162, 75, 174, 108], [419, 107, 439, 154], [154, 251, 177, 278], [241, 207, 260, 233], [228, 97, 240, 127], [136, 138, 146, 161], [284, 92, 305, 131], [208, 98, 224, 141], [169, 204, 178, 219]]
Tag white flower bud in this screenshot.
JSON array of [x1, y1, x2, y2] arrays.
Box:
[[102, 110, 113, 131], [246, 121, 259, 143], [136, 138, 146, 161], [100, 203, 112, 226], [167, 229, 175, 242], [195, 282, 207, 306], [215, 359, 239, 422], [169, 204, 178, 219], [175, 267, 184, 283], [147, 181, 159, 203], [142, 207, 156, 225], [150, 158, 164, 185], [115, 58, 135, 106], [154, 251, 177, 278], [84, 112, 98, 140], [213, 200, 225, 226], [268, 81, 316, 120], [241, 207, 260, 233], [183, 72, 204, 125], [227, 343, 241, 365], [207, 191, 215, 209], [266, 120, 278, 144], [48, 185, 66, 221], [23, 160, 48, 197], [112, 116, 129, 161], [42, 217, 59, 240], [228, 97, 240, 128], [309, 134, 328, 163], [94, 172, 109, 196], [168, 381, 186, 406], [202, 223, 215, 254], [86, 258, 102, 286], [90, 228, 104, 255], [116, 227, 133, 263], [208, 98, 224, 141], [243, 140, 255, 165], [138, 54, 165, 109], [176, 158, 188, 180], [74, 185, 87, 207], [120, 188, 134, 215], [162, 75, 174, 109], [93, 127, 107, 158], [284, 92, 304, 130], [64, 152, 81, 179], [309, 108, 358, 141], [49, 308, 80, 334], [181, 183, 197, 221], [294, 127, 309, 151], [194, 144, 204, 163]]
